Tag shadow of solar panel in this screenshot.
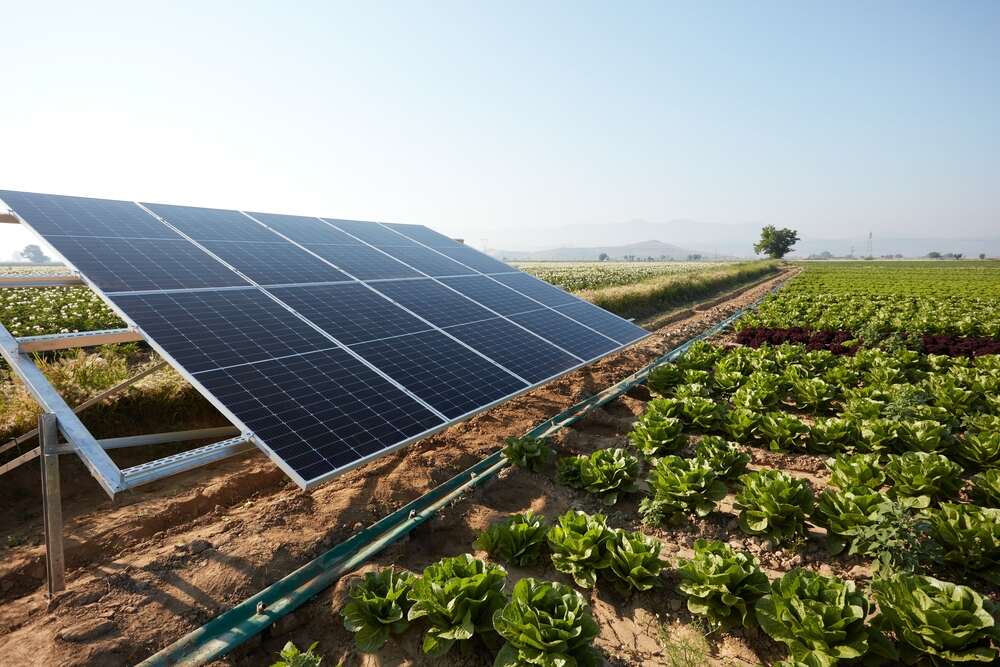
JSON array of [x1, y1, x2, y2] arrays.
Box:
[[303, 244, 421, 280], [377, 245, 478, 277], [510, 308, 620, 361], [437, 275, 543, 316], [196, 348, 444, 484], [199, 240, 352, 285], [491, 272, 580, 306], [372, 278, 495, 327], [144, 202, 279, 242], [324, 218, 418, 246], [109, 288, 335, 373], [381, 222, 463, 248], [445, 317, 581, 382], [249, 211, 363, 245], [0, 191, 178, 239], [555, 301, 648, 344], [351, 330, 527, 419], [47, 236, 250, 292], [269, 283, 433, 345]]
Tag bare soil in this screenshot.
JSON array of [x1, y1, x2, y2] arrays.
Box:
[[0, 270, 797, 667]]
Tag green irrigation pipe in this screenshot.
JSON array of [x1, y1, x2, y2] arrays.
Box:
[[137, 286, 779, 667]]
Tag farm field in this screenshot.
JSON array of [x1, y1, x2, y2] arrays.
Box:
[[254, 260, 1000, 666], [514, 261, 731, 291]]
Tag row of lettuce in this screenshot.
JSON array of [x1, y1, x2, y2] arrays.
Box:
[[737, 260, 1000, 344], [336, 508, 1000, 667]]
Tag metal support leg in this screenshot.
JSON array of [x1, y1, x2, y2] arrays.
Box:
[[39, 414, 65, 596]]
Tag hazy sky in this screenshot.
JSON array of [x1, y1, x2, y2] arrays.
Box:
[[1, 1, 998, 259]]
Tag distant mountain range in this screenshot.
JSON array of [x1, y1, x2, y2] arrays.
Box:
[[493, 240, 728, 261], [480, 218, 1000, 259]]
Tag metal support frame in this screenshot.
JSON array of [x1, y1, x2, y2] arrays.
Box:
[[39, 413, 65, 596], [17, 328, 143, 352], [0, 274, 83, 287]]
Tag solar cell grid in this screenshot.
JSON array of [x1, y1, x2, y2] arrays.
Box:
[[144, 202, 279, 242], [248, 212, 362, 246], [269, 283, 433, 345], [196, 348, 444, 482], [303, 244, 421, 280], [0, 191, 178, 239], [445, 317, 581, 382], [491, 272, 579, 306], [109, 288, 334, 373], [48, 236, 249, 293], [376, 245, 477, 277], [437, 275, 543, 316], [434, 246, 516, 274], [372, 278, 495, 327], [380, 222, 463, 248], [199, 240, 352, 285], [555, 301, 649, 345], [324, 218, 418, 246], [350, 330, 527, 419], [511, 308, 620, 361]]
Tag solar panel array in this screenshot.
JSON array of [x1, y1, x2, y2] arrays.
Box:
[[0, 189, 649, 488]]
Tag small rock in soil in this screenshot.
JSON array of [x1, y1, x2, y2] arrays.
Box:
[[189, 539, 213, 554], [56, 619, 116, 642]]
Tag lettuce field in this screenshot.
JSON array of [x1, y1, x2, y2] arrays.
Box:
[[327, 260, 1000, 666]]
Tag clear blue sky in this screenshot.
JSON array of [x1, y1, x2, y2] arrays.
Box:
[[1, 1, 998, 259]]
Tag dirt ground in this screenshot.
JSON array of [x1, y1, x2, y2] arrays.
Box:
[[0, 270, 795, 667]]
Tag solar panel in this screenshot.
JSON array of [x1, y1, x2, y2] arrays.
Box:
[[269, 283, 433, 345], [372, 278, 496, 327], [0, 189, 650, 489], [248, 212, 362, 245], [381, 222, 463, 248], [510, 308, 621, 361], [555, 301, 650, 345], [197, 348, 443, 482], [350, 330, 527, 418], [199, 240, 352, 285], [491, 272, 581, 306], [376, 245, 477, 277], [444, 317, 581, 382], [44, 236, 250, 293], [303, 244, 422, 280], [437, 275, 543, 316], [109, 288, 335, 373]]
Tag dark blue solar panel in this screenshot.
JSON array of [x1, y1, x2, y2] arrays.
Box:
[[372, 279, 495, 327], [200, 240, 351, 285], [510, 308, 619, 361], [491, 272, 579, 306], [197, 348, 443, 483], [303, 244, 421, 280], [435, 246, 515, 274], [109, 288, 335, 373], [144, 202, 279, 242], [445, 317, 581, 382], [378, 245, 477, 277], [323, 218, 418, 246], [381, 223, 463, 248], [0, 191, 177, 239], [437, 275, 543, 316], [269, 284, 433, 345], [249, 212, 363, 245], [46, 236, 248, 292], [555, 301, 648, 345], [351, 330, 526, 419]]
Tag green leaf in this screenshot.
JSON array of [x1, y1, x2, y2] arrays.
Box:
[[473, 511, 548, 567], [546, 510, 612, 589], [339, 567, 415, 653], [734, 469, 813, 546], [676, 539, 768, 629]]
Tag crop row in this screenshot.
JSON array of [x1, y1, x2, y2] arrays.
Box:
[[740, 260, 1000, 338], [514, 260, 730, 291]]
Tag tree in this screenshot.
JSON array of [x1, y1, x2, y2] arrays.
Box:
[[927, 251, 942, 259], [954, 253, 963, 260], [753, 226, 800, 259], [598, 252, 609, 261], [980, 253, 987, 260], [19, 244, 50, 263]]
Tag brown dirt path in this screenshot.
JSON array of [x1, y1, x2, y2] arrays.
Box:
[[0, 269, 794, 666]]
